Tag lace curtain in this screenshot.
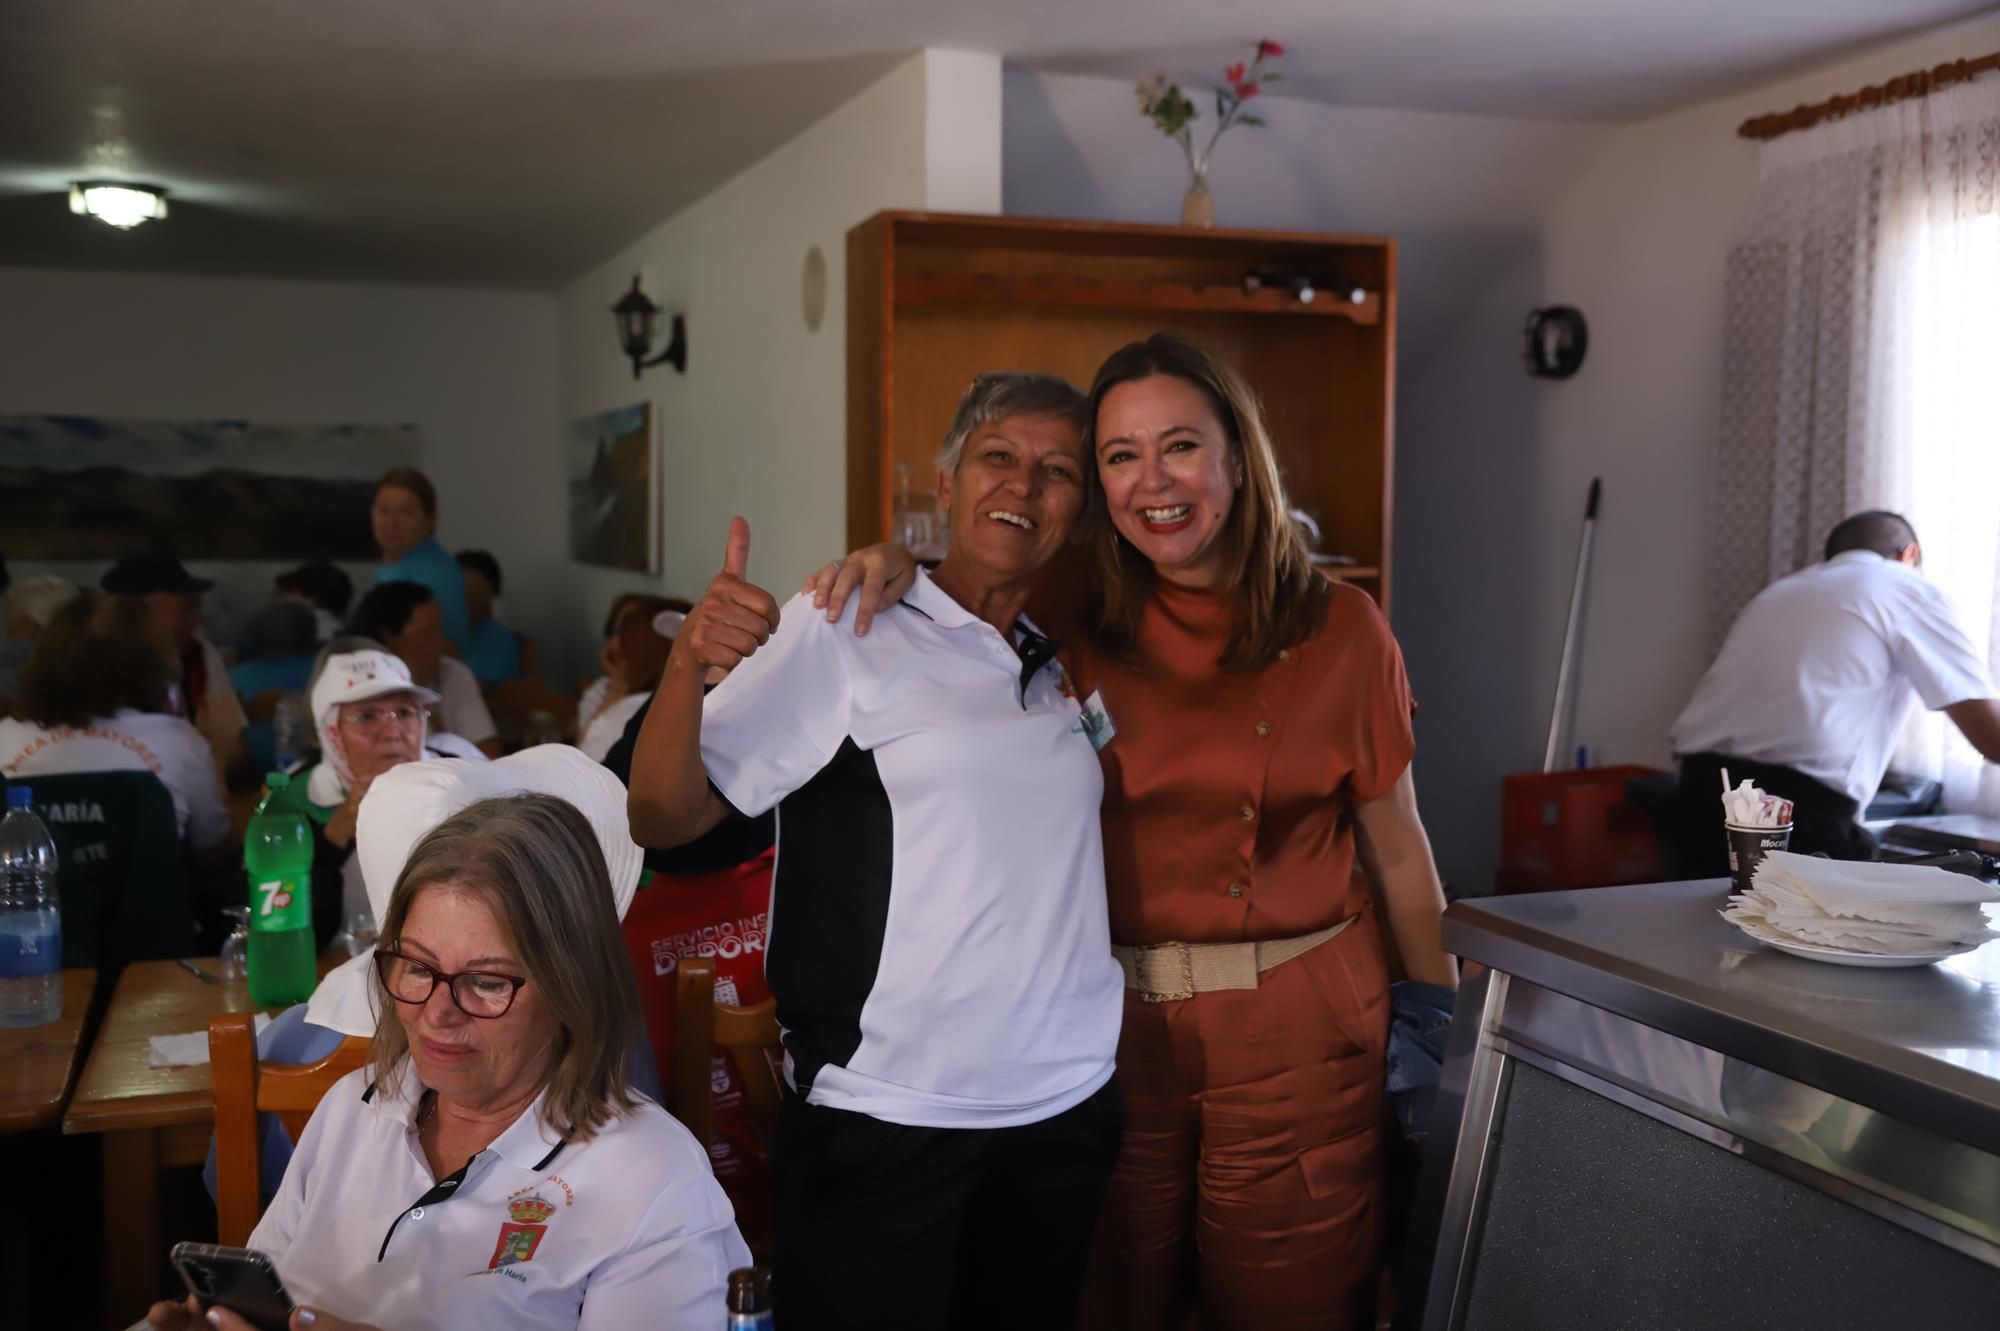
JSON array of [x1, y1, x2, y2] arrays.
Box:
[[1714, 76, 2000, 813]]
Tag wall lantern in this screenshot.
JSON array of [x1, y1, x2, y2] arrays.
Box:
[[612, 276, 687, 379], [70, 181, 169, 229]]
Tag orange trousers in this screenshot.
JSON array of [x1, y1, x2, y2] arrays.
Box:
[[1079, 914, 1390, 1331]]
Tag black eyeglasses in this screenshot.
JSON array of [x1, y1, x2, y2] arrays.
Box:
[[374, 948, 528, 1019]]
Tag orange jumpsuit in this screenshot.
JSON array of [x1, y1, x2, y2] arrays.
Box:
[[1064, 578, 1415, 1331]]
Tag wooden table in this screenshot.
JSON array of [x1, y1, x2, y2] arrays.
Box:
[[0, 969, 96, 1132], [63, 959, 268, 1324]]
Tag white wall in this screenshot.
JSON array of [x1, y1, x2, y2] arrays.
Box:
[[0, 267, 568, 677], [559, 49, 1002, 656], [1533, 11, 2000, 796]]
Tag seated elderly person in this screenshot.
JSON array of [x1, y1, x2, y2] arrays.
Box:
[[301, 639, 487, 938], [628, 371, 1123, 1328], [149, 759, 746, 1330], [578, 596, 684, 764], [0, 591, 229, 849]]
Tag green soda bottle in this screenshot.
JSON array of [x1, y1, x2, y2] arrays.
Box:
[[245, 772, 318, 1006]]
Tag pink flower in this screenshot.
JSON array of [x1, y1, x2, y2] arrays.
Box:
[[1238, 82, 1260, 99], [1258, 39, 1285, 58], [1224, 62, 1246, 85]]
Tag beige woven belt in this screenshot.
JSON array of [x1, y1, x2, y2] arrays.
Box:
[[1110, 917, 1355, 1004]]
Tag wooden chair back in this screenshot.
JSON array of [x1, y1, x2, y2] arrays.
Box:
[[210, 1012, 370, 1245], [671, 957, 783, 1152]]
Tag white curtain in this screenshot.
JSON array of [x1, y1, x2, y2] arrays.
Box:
[[1715, 76, 2000, 814]]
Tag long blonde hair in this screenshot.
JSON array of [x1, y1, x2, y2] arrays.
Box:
[[372, 794, 642, 1142], [1083, 334, 1325, 670]]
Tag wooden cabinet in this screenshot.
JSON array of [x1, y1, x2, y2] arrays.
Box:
[[845, 211, 1397, 607]]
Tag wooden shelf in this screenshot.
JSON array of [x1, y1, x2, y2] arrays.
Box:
[[848, 211, 1397, 610], [895, 272, 1381, 325]]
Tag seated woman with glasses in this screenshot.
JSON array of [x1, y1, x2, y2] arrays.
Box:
[[297, 638, 487, 945], [149, 756, 748, 1331]]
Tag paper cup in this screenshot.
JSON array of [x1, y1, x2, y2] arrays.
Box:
[[1726, 822, 1792, 894]]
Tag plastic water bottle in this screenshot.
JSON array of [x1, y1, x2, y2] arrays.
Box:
[[272, 694, 309, 773], [245, 773, 317, 1007], [0, 788, 62, 1028]]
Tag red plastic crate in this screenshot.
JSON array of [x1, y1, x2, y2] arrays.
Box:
[[1495, 765, 1665, 895]]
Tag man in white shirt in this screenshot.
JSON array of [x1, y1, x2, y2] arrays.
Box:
[[1670, 511, 2000, 874]]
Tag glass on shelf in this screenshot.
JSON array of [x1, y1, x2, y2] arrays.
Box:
[[891, 461, 947, 561]]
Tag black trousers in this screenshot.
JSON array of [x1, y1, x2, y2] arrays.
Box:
[[772, 1076, 1124, 1331], [1672, 752, 1878, 879]]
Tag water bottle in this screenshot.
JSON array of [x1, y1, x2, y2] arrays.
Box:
[[272, 694, 309, 772], [727, 1267, 774, 1330], [245, 772, 317, 1007], [0, 788, 62, 1028]]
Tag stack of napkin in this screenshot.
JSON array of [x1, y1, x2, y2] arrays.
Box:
[[1724, 850, 2000, 956]]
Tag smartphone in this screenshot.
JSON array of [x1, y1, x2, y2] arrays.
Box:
[[168, 1243, 294, 1331]]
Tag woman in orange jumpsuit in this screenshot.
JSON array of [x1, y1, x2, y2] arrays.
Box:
[[814, 334, 1457, 1329]]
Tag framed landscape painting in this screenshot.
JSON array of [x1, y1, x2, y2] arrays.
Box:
[[0, 414, 420, 560]]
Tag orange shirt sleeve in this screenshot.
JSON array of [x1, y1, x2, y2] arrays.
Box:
[[1322, 586, 1417, 805]]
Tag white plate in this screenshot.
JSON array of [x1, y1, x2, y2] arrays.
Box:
[[1759, 935, 1978, 968]]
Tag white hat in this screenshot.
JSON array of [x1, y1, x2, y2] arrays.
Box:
[[309, 649, 441, 725], [650, 608, 686, 638], [303, 744, 645, 1036]]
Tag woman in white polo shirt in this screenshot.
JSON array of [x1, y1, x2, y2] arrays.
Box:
[[146, 761, 747, 1331], [629, 372, 1125, 1331]]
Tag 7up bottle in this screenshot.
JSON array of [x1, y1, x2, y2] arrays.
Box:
[[245, 772, 317, 1006]]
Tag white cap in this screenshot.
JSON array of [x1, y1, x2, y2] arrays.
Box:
[[651, 608, 686, 638], [303, 744, 645, 1036], [309, 649, 441, 726]]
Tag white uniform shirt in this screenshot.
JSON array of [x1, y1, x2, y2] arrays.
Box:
[[700, 572, 1122, 1129], [0, 709, 230, 847], [1672, 551, 1996, 806], [434, 656, 499, 748], [578, 691, 648, 764], [250, 1067, 749, 1330], [574, 677, 612, 738]]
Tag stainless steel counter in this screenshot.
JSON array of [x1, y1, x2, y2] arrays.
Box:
[[1412, 879, 2000, 1331]]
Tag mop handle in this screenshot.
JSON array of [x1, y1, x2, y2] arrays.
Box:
[[1542, 478, 1601, 774]]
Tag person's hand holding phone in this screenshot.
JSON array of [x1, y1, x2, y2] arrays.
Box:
[[146, 1295, 385, 1331]]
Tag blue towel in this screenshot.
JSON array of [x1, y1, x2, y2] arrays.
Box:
[[1386, 980, 1456, 1145]]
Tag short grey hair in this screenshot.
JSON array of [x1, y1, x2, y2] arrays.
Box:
[[935, 371, 1091, 474]]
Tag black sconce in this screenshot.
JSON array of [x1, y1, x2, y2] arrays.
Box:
[[612, 276, 687, 379]]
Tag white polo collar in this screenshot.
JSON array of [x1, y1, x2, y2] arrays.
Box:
[[902, 567, 1055, 645], [361, 1067, 567, 1171]]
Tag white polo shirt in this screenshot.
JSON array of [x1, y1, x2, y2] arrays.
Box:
[[434, 657, 499, 748], [250, 1067, 748, 1330], [579, 691, 648, 764], [700, 572, 1122, 1130], [0, 709, 229, 848], [1672, 550, 1996, 806]]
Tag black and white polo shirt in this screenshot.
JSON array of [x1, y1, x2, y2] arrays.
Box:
[[700, 570, 1122, 1129]]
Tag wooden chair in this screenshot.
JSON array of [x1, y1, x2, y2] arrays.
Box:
[[209, 1012, 370, 1244], [671, 957, 783, 1153]]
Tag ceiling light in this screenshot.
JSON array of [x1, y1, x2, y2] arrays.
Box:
[[69, 182, 169, 229]]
